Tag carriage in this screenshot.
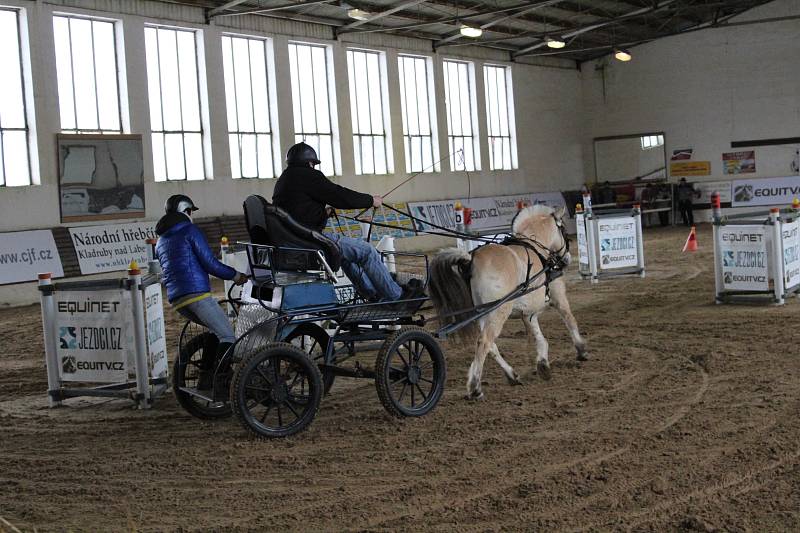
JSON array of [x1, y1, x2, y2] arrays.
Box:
[[172, 195, 447, 438]]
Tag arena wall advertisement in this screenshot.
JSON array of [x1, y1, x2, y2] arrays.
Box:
[[55, 289, 134, 383], [781, 220, 800, 289], [145, 283, 168, 379], [69, 221, 157, 274], [718, 225, 769, 291], [409, 192, 567, 232], [695, 180, 733, 204], [597, 217, 638, 269], [0, 230, 64, 285], [731, 176, 800, 207]]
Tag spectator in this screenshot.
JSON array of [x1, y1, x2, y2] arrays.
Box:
[[676, 178, 701, 227]]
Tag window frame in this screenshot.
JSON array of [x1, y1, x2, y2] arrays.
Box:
[[346, 47, 394, 176], [52, 12, 125, 134], [144, 24, 208, 182], [641, 134, 664, 150], [397, 53, 439, 174], [221, 33, 280, 179], [288, 40, 341, 177], [0, 6, 34, 187], [442, 58, 481, 172], [483, 63, 518, 171]]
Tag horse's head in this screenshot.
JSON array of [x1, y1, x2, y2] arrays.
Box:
[[511, 204, 571, 267]]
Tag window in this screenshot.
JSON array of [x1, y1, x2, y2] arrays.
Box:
[[346, 49, 392, 175], [641, 134, 664, 150], [53, 14, 123, 133], [0, 8, 32, 186], [443, 59, 480, 172], [222, 35, 279, 179], [145, 26, 206, 181], [288, 42, 338, 177], [483, 65, 517, 170], [398, 55, 439, 173]]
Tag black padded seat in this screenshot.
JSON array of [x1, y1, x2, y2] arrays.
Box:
[[243, 195, 342, 272]]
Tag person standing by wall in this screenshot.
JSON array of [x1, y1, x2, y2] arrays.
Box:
[[676, 177, 701, 227]]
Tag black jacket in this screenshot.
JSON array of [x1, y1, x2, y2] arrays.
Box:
[[272, 164, 373, 232]]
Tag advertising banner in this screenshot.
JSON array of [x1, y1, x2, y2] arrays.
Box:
[[719, 225, 769, 291], [69, 221, 157, 274], [731, 176, 800, 208], [0, 230, 64, 285], [670, 161, 711, 177], [575, 213, 589, 268], [55, 289, 133, 383], [409, 192, 567, 233], [145, 284, 168, 379], [722, 150, 756, 175], [325, 202, 415, 241], [695, 180, 733, 204], [597, 216, 638, 270], [671, 148, 693, 161], [781, 220, 800, 289]]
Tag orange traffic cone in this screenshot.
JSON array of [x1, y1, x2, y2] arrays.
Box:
[[682, 226, 698, 252]]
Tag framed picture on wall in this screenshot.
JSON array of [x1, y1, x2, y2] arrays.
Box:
[[57, 134, 145, 223]]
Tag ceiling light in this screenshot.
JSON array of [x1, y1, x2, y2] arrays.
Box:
[[347, 8, 369, 21], [460, 25, 482, 38], [614, 49, 632, 61], [546, 37, 566, 49]]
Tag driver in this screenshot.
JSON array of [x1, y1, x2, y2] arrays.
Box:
[[155, 194, 248, 389], [273, 142, 422, 302]]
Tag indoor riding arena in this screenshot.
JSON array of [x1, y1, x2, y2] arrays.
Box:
[[1, 1, 798, 532]]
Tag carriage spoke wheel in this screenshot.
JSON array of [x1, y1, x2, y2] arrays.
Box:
[[375, 327, 446, 418], [231, 343, 322, 439], [283, 323, 335, 394], [173, 332, 232, 419]]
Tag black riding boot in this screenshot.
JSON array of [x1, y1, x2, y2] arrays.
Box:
[[197, 336, 220, 391]]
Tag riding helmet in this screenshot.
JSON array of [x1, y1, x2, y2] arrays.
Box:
[[286, 142, 321, 166], [164, 194, 199, 214]]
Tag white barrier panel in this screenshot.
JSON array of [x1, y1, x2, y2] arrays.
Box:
[[577, 204, 645, 283], [598, 216, 639, 270], [781, 220, 800, 289], [718, 225, 769, 291], [576, 214, 589, 270], [0, 230, 64, 284]]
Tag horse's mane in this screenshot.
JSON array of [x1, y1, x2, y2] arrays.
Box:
[[511, 204, 553, 234]]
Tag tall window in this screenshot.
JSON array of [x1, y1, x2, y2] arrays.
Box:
[[641, 134, 664, 150], [53, 14, 123, 133], [483, 65, 517, 170], [288, 42, 337, 177], [346, 49, 392, 175], [145, 26, 206, 181], [0, 8, 32, 186], [443, 59, 480, 172], [398, 55, 438, 173], [222, 35, 279, 179]]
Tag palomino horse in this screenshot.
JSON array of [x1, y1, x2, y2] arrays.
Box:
[[428, 205, 588, 400]]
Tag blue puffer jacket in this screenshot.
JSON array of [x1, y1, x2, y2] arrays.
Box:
[[155, 212, 236, 302]]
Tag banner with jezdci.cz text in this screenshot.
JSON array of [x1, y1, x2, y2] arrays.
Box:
[[597, 217, 638, 270], [719, 225, 769, 291], [69, 221, 157, 274], [0, 230, 64, 285]]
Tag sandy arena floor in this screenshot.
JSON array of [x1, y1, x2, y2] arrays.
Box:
[[1, 224, 799, 532]]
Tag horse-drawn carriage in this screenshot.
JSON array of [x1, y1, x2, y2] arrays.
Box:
[[172, 195, 447, 438]]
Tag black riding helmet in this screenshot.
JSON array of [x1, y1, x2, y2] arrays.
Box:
[[164, 194, 199, 215], [286, 142, 321, 166]]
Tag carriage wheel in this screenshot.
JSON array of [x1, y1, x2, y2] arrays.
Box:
[[231, 342, 323, 438], [283, 323, 335, 394], [173, 332, 232, 419], [375, 327, 446, 418]]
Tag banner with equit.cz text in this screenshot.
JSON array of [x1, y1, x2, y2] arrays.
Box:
[[0, 230, 64, 285], [731, 176, 800, 208], [597, 216, 638, 270], [719, 225, 769, 291], [69, 221, 157, 274]]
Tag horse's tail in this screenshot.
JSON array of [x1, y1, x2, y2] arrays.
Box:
[[429, 248, 477, 342]]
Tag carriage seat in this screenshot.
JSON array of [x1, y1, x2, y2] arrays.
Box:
[[243, 194, 342, 274]]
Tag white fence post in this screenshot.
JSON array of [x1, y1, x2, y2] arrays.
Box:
[[38, 273, 62, 408], [770, 208, 785, 305], [634, 204, 646, 278], [712, 222, 723, 304], [128, 264, 151, 409], [584, 200, 599, 284]]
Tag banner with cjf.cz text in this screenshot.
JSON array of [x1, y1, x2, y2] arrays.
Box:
[[781, 220, 800, 290], [0, 230, 64, 285], [719, 225, 769, 291], [69, 221, 157, 274], [597, 217, 638, 270], [55, 289, 134, 383]]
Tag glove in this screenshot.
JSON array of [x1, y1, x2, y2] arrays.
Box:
[[233, 272, 248, 286]]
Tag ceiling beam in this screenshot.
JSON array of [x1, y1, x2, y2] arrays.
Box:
[[208, 0, 250, 17], [335, 0, 428, 34], [213, 0, 337, 17]]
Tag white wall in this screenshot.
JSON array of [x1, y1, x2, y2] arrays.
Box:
[[0, 0, 586, 233], [582, 0, 800, 186]]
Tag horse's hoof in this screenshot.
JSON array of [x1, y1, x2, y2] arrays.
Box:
[[537, 360, 552, 381], [464, 390, 485, 401], [576, 350, 589, 362], [505, 373, 524, 386]]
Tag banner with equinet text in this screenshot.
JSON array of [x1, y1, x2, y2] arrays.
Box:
[[597, 216, 638, 270], [719, 225, 769, 291]]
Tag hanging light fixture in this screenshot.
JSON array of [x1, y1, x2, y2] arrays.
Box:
[[460, 24, 482, 38], [545, 36, 566, 49], [347, 8, 370, 20], [614, 49, 632, 61]]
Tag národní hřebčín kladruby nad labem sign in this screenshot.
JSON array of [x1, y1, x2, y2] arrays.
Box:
[[69, 222, 157, 274]]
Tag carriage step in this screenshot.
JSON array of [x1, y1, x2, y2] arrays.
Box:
[[178, 386, 221, 403]]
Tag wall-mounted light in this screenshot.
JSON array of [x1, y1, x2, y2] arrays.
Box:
[[545, 36, 566, 49], [347, 8, 370, 20], [614, 49, 632, 61], [460, 24, 482, 38]]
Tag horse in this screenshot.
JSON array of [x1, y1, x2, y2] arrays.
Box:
[[428, 204, 588, 400]]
